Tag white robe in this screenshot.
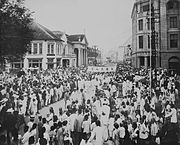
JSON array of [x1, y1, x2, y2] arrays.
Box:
[[89, 126, 104, 145]]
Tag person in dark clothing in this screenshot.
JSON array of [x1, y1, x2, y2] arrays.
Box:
[[42, 89, 46, 107], [0, 135, 7, 145], [74, 109, 84, 145], [123, 123, 131, 145], [38, 116, 43, 138]]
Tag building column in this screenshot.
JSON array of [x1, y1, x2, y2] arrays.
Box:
[[55, 58, 58, 68], [73, 59, 76, 67], [86, 49, 88, 66], [81, 49, 83, 66], [42, 58, 47, 70], [78, 48, 81, 67], [82, 49, 84, 66], [84, 49, 86, 66], [83, 49, 85, 66], [145, 56, 148, 69], [24, 57, 28, 69]]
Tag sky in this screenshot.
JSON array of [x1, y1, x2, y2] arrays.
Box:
[[25, 0, 134, 59]]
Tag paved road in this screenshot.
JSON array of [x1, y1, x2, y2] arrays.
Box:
[[39, 99, 66, 118], [38, 99, 114, 145]]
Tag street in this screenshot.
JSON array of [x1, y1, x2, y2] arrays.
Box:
[[39, 99, 65, 118]]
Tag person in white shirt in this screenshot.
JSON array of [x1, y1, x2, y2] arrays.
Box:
[[165, 104, 178, 133], [119, 123, 125, 144], [82, 114, 91, 141], [108, 115, 115, 140], [165, 104, 177, 123], [69, 108, 77, 145], [150, 119, 159, 141], [88, 120, 104, 145], [101, 101, 110, 141], [42, 118, 50, 134], [139, 119, 149, 144], [21, 126, 30, 145]]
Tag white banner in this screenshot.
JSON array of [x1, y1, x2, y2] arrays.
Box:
[[87, 66, 116, 73]]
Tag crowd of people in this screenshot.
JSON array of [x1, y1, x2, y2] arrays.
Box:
[[0, 64, 180, 145]]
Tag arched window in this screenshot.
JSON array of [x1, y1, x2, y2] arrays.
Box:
[[167, 0, 179, 10], [168, 56, 180, 74]]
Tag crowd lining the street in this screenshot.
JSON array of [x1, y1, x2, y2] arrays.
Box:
[[0, 64, 180, 145]]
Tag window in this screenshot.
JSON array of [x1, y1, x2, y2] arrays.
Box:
[[39, 43, 42, 54], [143, 4, 149, 12], [47, 44, 54, 54], [170, 34, 178, 48], [57, 44, 61, 55], [138, 19, 143, 31], [167, 1, 179, 10], [29, 59, 42, 68], [139, 36, 143, 49], [33, 43, 38, 54], [139, 57, 144, 66], [28, 44, 32, 54], [48, 44, 51, 54], [57, 44, 59, 55], [170, 16, 178, 28], [51, 44, 54, 54]]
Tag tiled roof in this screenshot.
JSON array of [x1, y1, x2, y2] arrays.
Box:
[[29, 22, 60, 40], [67, 34, 85, 42], [53, 31, 64, 39]]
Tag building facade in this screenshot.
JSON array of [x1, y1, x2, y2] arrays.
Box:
[[131, 0, 180, 74], [67, 34, 88, 67], [11, 22, 88, 70], [87, 46, 101, 66], [123, 45, 132, 65]]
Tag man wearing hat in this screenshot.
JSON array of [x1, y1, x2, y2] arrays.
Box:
[[101, 98, 110, 141]]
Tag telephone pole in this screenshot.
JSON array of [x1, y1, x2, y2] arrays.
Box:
[[151, 0, 160, 86], [151, 3, 156, 71]]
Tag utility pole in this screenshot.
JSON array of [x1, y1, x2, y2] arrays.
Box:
[[151, 3, 156, 70], [151, 2, 157, 87], [158, 0, 161, 68], [151, 0, 161, 86]]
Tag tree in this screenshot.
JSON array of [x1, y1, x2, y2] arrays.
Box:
[[0, 0, 33, 67]]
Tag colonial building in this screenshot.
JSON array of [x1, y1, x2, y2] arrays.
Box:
[[67, 34, 88, 67], [11, 22, 88, 69], [131, 0, 180, 74]]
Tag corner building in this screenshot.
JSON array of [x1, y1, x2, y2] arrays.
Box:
[[131, 0, 180, 74]]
